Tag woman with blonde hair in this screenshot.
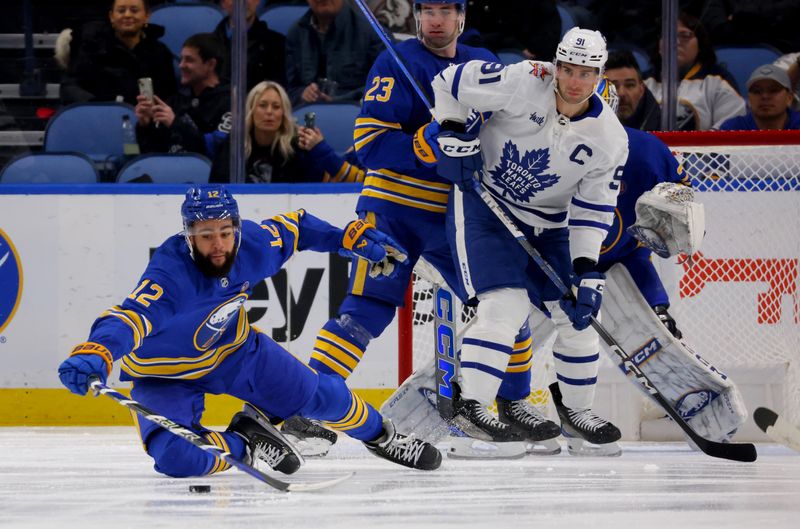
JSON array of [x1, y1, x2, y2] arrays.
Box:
[[211, 81, 363, 183]]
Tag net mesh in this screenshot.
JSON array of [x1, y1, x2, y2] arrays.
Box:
[[405, 134, 800, 425]]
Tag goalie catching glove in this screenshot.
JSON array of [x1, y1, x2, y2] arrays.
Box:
[[627, 182, 705, 261], [340, 219, 408, 278]]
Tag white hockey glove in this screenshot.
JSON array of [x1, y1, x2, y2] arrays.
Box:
[[627, 183, 705, 262]]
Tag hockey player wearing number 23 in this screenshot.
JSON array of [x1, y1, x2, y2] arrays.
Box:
[[430, 28, 629, 446], [57, 185, 443, 476]]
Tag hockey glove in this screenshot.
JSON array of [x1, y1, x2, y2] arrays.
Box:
[[58, 342, 113, 395], [339, 219, 408, 279], [436, 127, 482, 192], [559, 272, 605, 331], [412, 121, 442, 167]]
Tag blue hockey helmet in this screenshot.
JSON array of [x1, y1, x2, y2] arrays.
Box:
[[181, 184, 240, 229]]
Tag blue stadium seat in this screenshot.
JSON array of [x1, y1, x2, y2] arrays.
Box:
[[44, 102, 137, 161], [714, 45, 782, 94], [497, 50, 526, 66], [556, 3, 576, 38], [292, 103, 361, 155], [260, 4, 308, 36], [149, 2, 226, 58], [0, 152, 100, 184], [116, 153, 212, 184]]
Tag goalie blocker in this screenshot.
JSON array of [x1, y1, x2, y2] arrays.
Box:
[[602, 264, 747, 442]]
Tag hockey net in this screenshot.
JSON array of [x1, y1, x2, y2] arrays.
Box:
[[399, 130, 800, 429]]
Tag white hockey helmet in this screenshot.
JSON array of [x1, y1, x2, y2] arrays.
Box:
[[555, 28, 608, 72]]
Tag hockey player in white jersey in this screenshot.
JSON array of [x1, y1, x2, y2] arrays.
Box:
[[425, 28, 628, 448]]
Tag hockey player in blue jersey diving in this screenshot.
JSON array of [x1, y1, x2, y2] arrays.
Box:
[[57, 185, 443, 477]]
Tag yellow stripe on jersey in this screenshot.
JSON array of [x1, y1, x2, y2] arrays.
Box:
[[203, 431, 232, 474], [102, 306, 152, 349], [310, 351, 352, 379], [324, 393, 369, 431], [361, 172, 450, 213], [270, 210, 304, 252], [354, 128, 388, 151], [354, 117, 402, 130], [506, 337, 533, 373]]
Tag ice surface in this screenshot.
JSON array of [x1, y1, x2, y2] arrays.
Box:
[[1, 427, 799, 529]]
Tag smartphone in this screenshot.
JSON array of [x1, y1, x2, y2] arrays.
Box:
[[138, 77, 154, 103], [304, 112, 316, 129]]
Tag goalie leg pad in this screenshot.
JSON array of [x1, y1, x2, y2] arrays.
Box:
[[459, 288, 530, 405], [602, 264, 747, 442]]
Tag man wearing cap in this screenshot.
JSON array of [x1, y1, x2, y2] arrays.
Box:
[[720, 64, 800, 131]]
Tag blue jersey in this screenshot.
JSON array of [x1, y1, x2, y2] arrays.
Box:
[[83, 211, 345, 381], [599, 128, 687, 265], [354, 39, 496, 220]]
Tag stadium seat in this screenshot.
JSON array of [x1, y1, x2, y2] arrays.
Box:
[[497, 49, 526, 66], [714, 45, 782, 94], [292, 103, 361, 155], [116, 153, 212, 184], [0, 152, 100, 183], [44, 102, 138, 161], [149, 2, 226, 58], [556, 3, 576, 38], [259, 3, 308, 36]]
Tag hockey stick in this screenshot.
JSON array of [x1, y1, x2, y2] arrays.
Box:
[[754, 407, 800, 452], [88, 378, 353, 492], [352, 0, 756, 463]]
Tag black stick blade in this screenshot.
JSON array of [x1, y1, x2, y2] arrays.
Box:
[[754, 407, 779, 433]]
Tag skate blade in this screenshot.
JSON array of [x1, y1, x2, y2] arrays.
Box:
[[447, 436, 527, 460], [283, 434, 333, 458], [566, 437, 622, 457], [525, 438, 562, 456]]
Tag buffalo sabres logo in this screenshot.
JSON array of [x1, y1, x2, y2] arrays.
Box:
[[193, 294, 247, 351], [488, 141, 560, 203], [0, 229, 23, 334], [676, 389, 719, 419]]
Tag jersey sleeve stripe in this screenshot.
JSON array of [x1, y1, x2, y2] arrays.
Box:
[[571, 197, 616, 212], [354, 128, 388, 151], [451, 62, 468, 99], [354, 117, 402, 129]]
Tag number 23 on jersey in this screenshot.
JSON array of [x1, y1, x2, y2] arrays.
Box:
[[364, 76, 395, 102]]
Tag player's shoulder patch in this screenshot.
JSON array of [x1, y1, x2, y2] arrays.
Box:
[[529, 62, 552, 81]]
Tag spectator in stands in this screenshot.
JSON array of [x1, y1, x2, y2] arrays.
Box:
[[774, 52, 800, 111], [605, 50, 662, 131], [210, 81, 363, 183], [285, 0, 384, 106], [720, 64, 800, 131], [459, 0, 560, 60], [135, 33, 231, 155], [214, 0, 287, 89], [645, 11, 745, 130], [60, 0, 176, 105]]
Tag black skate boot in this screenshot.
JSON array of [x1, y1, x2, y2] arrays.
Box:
[[227, 404, 304, 474], [496, 396, 562, 455], [364, 419, 442, 470], [280, 416, 338, 457], [451, 387, 527, 443], [549, 382, 622, 457]]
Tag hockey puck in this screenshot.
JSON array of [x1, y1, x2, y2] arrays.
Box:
[[189, 485, 211, 493]]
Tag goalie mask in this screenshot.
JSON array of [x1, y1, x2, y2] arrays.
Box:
[[181, 184, 242, 263], [595, 77, 619, 114], [413, 0, 465, 49]]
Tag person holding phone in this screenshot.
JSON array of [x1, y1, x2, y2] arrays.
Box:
[[209, 81, 364, 184]]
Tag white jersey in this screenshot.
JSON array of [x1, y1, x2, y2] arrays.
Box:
[[432, 60, 629, 262]]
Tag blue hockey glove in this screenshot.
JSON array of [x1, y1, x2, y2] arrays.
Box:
[[58, 342, 113, 395], [436, 127, 482, 192], [412, 121, 442, 167], [339, 219, 408, 279], [559, 272, 605, 331]]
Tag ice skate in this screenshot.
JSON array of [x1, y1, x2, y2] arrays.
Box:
[[496, 396, 562, 455], [549, 382, 622, 457], [280, 415, 338, 457], [227, 404, 304, 474], [364, 419, 442, 470]]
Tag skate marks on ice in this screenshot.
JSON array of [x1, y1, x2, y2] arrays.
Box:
[[0, 428, 799, 529]]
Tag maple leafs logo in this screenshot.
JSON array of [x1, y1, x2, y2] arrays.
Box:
[[487, 141, 560, 203]]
